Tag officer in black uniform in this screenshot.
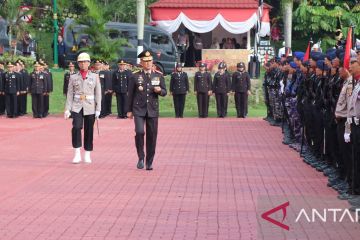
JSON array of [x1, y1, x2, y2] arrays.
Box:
[[30, 61, 47, 118], [103, 61, 113, 116], [16, 60, 29, 116], [170, 62, 189, 118], [127, 50, 167, 170], [213, 62, 231, 118], [232, 62, 251, 118], [63, 61, 77, 96], [41, 61, 53, 117], [97, 60, 108, 118], [113, 59, 131, 118], [194, 63, 212, 118], [4, 62, 21, 118], [0, 61, 5, 115]]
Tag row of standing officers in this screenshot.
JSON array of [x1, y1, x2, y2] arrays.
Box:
[[0, 60, 53, 118], [263, 49, 360, 206], [63, 59, 252, 119]]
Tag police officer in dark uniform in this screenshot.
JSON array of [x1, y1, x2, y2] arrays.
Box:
[[97, 60, 109, 118], [103, 61, 113, 116], [232, 62, 251, 118], [194, 63, 212, 118], [4, 62, 21, 118], [63, 61, 77, 96], [113, 59, 131, 118], [41, 61, 53, 117], [0, 61, 5, 115], [15, 60, 29, 116], [213, 62, 231, 118], [170, 62, 189, 118], [127, 50, 167, 170], [30, 61, 47, 118]]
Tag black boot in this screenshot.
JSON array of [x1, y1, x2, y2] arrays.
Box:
[[135, 134, 145, 169]]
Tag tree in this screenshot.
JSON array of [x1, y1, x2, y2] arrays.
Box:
[[293, 0, 360, 49], [75, 0, 127, 62], [0, 0, 31, 55]]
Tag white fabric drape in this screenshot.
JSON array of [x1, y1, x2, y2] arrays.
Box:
[[154, 12, 258, 34]]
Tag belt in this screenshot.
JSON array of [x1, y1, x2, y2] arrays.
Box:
[[74, 94, 94, 100]]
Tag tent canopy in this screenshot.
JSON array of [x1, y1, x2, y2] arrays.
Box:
[[149, 0, 271, 35]]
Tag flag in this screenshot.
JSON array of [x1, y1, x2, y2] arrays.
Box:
[[303, 41, 311, 61], [344, 27, 352, 70]]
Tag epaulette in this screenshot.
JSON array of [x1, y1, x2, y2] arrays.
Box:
[[154, 69, 163, 75], [132, 70, 141, 74]]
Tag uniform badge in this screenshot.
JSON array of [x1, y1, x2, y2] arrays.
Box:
[[151, 77, 160, 86], [100, 74, 105, 78]]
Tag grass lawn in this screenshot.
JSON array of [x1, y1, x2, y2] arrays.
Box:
[[35, 70, 266, 118]]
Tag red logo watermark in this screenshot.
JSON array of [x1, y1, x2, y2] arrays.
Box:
[[261, 201, 290, 231]]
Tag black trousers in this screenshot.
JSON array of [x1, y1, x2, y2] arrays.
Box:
[[116, 93, 128, 117], [43, 94, 49, 116], [134, 115, 158, 166], [71, 110, 95, 151], [32, 94, 44, 118], [18, 94, 27, 115], [337, 118, 352, 183], [351, 123, 360, 194], [215, 93, 228, 117], [105, 93, 112, 115], [196, 92, 209, 118], [0, 95, 5, 115], [100, 92, 106, 117], [311, 106, 324, 158], [5, 93, 17, 117], [173, 94, 186, 117], [235, 92, 248, 118], [58, 54, 65, 69]]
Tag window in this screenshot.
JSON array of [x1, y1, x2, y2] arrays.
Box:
[[151, 34, 173, 54], [120, 31, 137, 48]]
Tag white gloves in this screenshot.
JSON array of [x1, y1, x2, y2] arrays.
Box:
[[95, 111, 101, 119], [354, 117, 359, 125], [344, 133, 351, 143], [64, 110, 71, 119], [346, 117, 353, 125]]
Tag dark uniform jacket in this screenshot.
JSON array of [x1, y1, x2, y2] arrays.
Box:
[[4, 71, 21, 94], [20, 69, 30, 92], [128, 70, 167, 118], [63, 71, 77, 95], [194, 71, 212, 93], [231, 71, 251, 93], [0, 70, 4, 93], [170, 71, 189, 94], [112, 69, 131, 94], [99, 70, 113, 93], [212, 72, 231, 94], [43, 70, 53, 93], [30, 71, 48, 94]]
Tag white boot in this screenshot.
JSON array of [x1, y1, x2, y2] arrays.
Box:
[[84, 151, 92, 163], [72, 148, 81, 164]]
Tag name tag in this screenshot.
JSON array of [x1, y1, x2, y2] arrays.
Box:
[[100, 74, 105, 78]]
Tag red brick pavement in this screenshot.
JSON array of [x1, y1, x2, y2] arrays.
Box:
[[0, 115, 358, 240]]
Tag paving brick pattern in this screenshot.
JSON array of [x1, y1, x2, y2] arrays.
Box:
[[0, 116, 357, 239]]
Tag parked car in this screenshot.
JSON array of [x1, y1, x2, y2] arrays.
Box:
[[63, 19, 178, 74]]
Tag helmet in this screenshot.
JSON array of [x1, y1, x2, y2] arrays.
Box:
[[218, 62, 226, 69], [77, 52, 91, 62]]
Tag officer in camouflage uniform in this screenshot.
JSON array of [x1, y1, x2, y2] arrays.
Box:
[[63, 61, 77, 96]]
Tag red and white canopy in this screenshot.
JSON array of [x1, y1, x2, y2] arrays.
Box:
[[149, 0, 271, 36]]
